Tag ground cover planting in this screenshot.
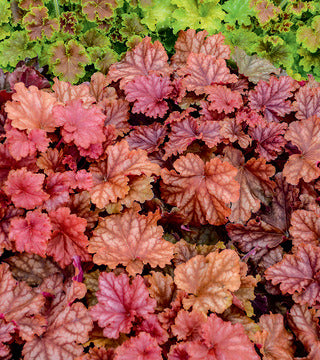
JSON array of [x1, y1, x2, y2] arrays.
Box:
[[0, 30, 320, 359]]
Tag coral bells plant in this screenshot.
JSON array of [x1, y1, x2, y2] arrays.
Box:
[[1, 30, 320, 359]]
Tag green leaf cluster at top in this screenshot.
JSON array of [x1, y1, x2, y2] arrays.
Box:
[[1, 0, 320, 83]]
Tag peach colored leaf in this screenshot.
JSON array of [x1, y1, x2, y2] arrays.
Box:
[[89, 209, 174, 275], [107, 37, 170, 89], [232, 47, 280, 84], [293, 86, 320, 120], [265, 244, 320, 306], [4, 83, 59, 132], [178, 53, 238, 95], [0, 263, 45, 341], [89, 72, 116, 102], [89, 141, 160, 208], [49, 40, 90, 83], [201, 313, 260, 360], [4, 168, 49, 209], [290, 209, 320, 248], [9, 210, 52, 257], [249, 76, 297, 122], [161, 153, 240, 225], [53, 100, 106, 149], [47, 207, 91, 268], [52, 77, 95, 108], [124, 74, 172, 118], [288, 304, 320, 360], [115, 332, 162, 360], [22, 6, 59, 41], [220, 118, 252, 148], [97, 99, 130, 136], [82, 0, 117, 21], [23, 302, 92, 360], [145, 271, 175, 311], [90, 272, 156, 338], [172, 309, 206, 341], [254, 314, 295, 360], [283, 116, 320, 185], [207, 85, 243, 114], [126, 123, 167, 153], [5, 128, 37, 161], [171, 29, 230, 68], [174, 249, 241, 313], [224, 147, 275, 223]]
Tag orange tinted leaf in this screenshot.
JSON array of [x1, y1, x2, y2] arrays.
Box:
[[254, 314, 295, 360], [171, 29, 230, 68], [171, 309, 206, 341], [220, 118, 252, 148], [98, 99, 130, 136], [89, 141, 160, 208], [161, 153, 240, 225], [207, 85, 243, 114], [224, 147, 275, 223], [107, 37, 170, 89], [174, 249, 241, 313], [283, 116, 320, 185], [290, 209, 320, 248], [89, 210, 174, 275], [178, 54, 238, 95], [5, 83, 59, 132]]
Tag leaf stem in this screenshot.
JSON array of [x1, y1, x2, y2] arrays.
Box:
[[53, 0, 60, 17]]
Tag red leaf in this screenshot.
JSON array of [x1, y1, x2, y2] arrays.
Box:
[[9, 210, 51, 257], [90, 272, 156, 338], [4, 168, 49, 209], [124, 74, 172, 118], [47, 207, 91, 268]]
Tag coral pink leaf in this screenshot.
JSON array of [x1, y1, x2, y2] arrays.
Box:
[[53, 100, 106, 149], [90, 272, 156, 338], [89, 209, 174, 275], [124, 74, 172, 118], [161, 153, 240, 225], [248, 76, 297, 122], [293, 86, 320, 120], [201, 313, 260, 360], [47, 207, 91, 268], [115, 332, 162, 360], [9, 210, 52, 257], [5, 128, 36, 161], [5, 83, 59, 132], [107, 37, 170, 89], [172, 309, 206, 341], [4, 168, 49, 209], [0, 318, 16, 358], [265, 244, 320, 306], [283, 116, 320, 185], [178, 54, 238, 95], [207, 85, 243, 114]]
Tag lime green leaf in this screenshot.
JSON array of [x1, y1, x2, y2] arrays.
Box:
[[298, 48, 320, 78], [0, 30, 42, 69], [0, 24, 11, 41], [90, 47, 118, 74], [80, 28, 111, 49], [120, 13, 148, 39], [172, 0, 225, 34], [296, 15, 320, 53], [0, 0, 11, 24], [49, 39, 90, 83], [223, 27, 260, 54], [23, 6, 59, 41], [222, 0, 255, 26], [140, 0, 176, 31]]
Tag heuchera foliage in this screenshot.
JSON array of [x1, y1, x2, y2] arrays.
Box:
[[1, 30, 320, 359]]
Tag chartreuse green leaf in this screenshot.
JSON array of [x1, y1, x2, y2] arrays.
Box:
[[120, 13, 148, 38], [0, 30, 42, 69], [171, 0, 225, 34], [296, 15, 320, 53], [0, 0, 11, 24], [140, 0, 176, 31], [90, 47, 119, 74], [222, 0, 255, 26], [222, 27, 260, 54], [298, 48, 320, 80]]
